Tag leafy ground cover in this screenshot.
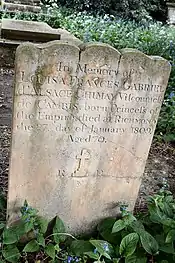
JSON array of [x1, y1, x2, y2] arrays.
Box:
[[0, 184, 175, 263], [40, 0, 167, 22]]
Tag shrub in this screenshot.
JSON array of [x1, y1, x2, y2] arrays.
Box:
[[40, 0, 167, 22]]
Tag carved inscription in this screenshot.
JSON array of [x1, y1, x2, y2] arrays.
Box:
[[14, 60, 165, 178], [8, 42, 171, 236], [72, 149, 91, 177], [15, 62, 163, 136]]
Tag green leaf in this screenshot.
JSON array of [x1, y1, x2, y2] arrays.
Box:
[[162, 218, 175, 227], [90, 240, 114, 259], [45, 244, 55, 259], [165, 230, 175, 243], [37, 234, 45, 247], [54, 244, 60, 252], [130, 221, 144, 234], [119, 233, 139, 257], [3, 222, 26, 244], [84, 251, 99, 260], [2, 245, 20, 263], [70, 240, 94, 256], [97, 218, 119, 243], [140, 231, 159, 255], [159, 242, 174, 254], [35, 216, 48, 234], [112, 219, 126, 233], [24, 221, 34, 233], [165, 203, 174, 217], [97, 218, 116, 233], [23, 240, 40, 252], [53, 216, 66, 243], [155, 234, 174, 254], [113, 259, 121, 263], [123, 214, 136, 226], [149, 213, 162, 224], [125, 254, 147, 263]]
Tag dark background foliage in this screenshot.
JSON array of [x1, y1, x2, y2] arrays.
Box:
[[41, 0, 167, 22]]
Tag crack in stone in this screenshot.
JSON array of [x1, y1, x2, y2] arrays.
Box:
[[16, 44, 145, 162]]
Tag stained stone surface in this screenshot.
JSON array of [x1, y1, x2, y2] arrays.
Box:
[[1, 19, 60, 42], [7, 41, 171, 234], [57, 28, 82, 46], [167, 2, 175, 25], [4, 0, 40, 5], [2, 2, 41, 12], [1, 0, 41, 13]]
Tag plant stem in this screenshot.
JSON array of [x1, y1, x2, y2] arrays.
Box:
[[46, 232, 77, 240]]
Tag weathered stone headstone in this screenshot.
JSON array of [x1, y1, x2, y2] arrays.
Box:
[[167, 2, 175, 25], [1, 0, 41, 12], [8, 41, 171, 234]]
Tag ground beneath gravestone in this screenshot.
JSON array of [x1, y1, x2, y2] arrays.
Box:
[[0, 47, 175, 213]]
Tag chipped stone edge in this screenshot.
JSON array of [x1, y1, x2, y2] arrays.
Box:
[[120, 48, 171, 66], [15, 41, 171, 70]]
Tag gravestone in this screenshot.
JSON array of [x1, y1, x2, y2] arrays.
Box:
[[1, 0, 41, 12], [8, 41, 171, 234], [167, 2, 175, 25]]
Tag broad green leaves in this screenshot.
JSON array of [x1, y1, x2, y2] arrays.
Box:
[[90, 240, 114, 259], [2, 245, 20, 263], [53, 216, 66, 243], [84, 251, 99, 260], [119, 233, 139, 257], [125, 254, 147, 263], [1, 190, 175, 263], [35, 216, 48, 234], [140, 231, 159, 255], [37, 234, 45, 247], [45, 244, 55, 259], [165, 229, 175, 243], [3, 222, 26, 244], [97, 218, 119, 244], [23, 240, 40, 253], [70, 240, 94, 256], [112, 220, 126, 233], [112, 215, 136, 234]]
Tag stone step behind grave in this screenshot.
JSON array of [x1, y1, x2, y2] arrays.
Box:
[[1, 0, 41, 12], [7, 41, 171, 234], [4, 0, 40, 5], [1, 19, 60, 42], [1, 2, 41, 12], [0, 19, 82, 45]]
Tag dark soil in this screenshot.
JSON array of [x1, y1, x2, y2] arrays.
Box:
[[0, 45, 175, 212]]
